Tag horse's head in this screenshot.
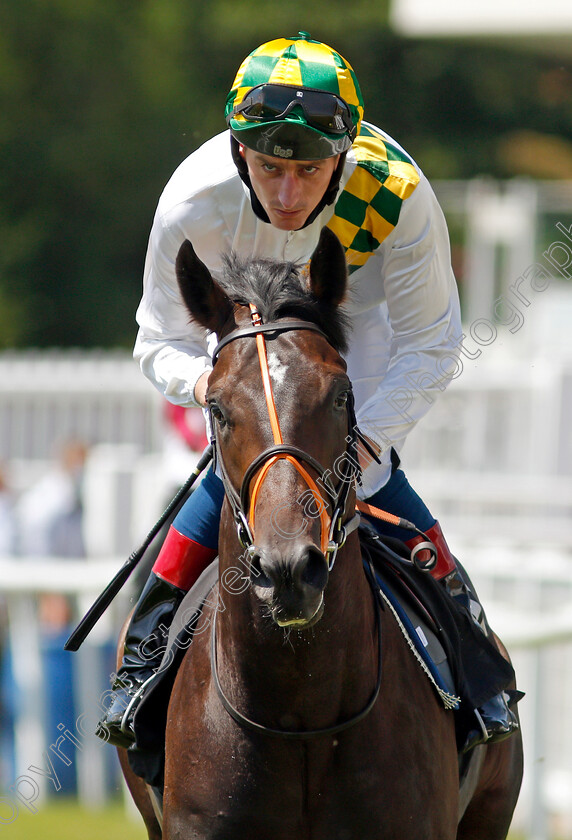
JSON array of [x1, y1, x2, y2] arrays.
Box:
[[176, 228, 358, 629]]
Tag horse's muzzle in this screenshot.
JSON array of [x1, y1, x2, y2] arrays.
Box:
[[249, 542, 329, 628]]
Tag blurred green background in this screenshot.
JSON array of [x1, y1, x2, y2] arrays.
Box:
[[1, 0, 571, 350]]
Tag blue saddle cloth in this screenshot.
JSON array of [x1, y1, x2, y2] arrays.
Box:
[[369, 560, 459, 709], [359, 528, 515, 713]]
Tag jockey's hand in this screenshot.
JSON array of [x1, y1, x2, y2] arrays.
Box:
[[194, 371, 211, 407]]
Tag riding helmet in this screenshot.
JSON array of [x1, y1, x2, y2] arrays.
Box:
[[225, 32, 364, 161]]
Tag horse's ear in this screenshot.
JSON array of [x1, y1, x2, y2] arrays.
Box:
[[308, 227, 348, 308], [175, 240, 233, 333]]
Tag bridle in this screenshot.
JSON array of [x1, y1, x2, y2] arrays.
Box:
[[206, 304, 441, 739], [209, 305, 361, 569], [208, 304, 383, 739]]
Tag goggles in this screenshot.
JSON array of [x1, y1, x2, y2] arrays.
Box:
[[230, 83, 357, 142]]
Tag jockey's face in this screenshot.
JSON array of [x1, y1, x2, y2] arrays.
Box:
[[240, 146, 339, 231]]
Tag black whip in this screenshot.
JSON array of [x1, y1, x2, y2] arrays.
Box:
[[64, 444, 213, 651]]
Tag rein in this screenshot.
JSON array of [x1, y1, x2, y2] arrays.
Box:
[[210, 559, 383, 740], [208, 306, 382, 739], [208, 306, 434, 740]]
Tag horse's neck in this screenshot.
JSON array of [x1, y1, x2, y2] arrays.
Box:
[[217, 537, 377, 714]]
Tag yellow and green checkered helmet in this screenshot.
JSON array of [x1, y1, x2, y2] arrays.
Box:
[[225, 32, 364, 160]]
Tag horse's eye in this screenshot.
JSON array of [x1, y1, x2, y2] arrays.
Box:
[[209, 403, 227, 427], [334, 390, 349, 410]]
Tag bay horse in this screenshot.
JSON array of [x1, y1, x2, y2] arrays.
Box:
[[120, 228, 523, 839]]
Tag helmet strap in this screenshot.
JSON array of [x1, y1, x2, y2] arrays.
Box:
[[230, 135, 270, 223]]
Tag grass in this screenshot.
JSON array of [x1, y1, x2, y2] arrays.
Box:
[[0, 798, 545, 839], [0, 798, 147, 840]]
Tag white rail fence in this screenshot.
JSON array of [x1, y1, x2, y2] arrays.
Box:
[[0, 349, 163, 463], [0, 559, 132, 815], [448, 538, 572, 840]]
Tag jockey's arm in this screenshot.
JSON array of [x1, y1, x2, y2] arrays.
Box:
[[356, 177, 461, 490], [193, 370, 210, 407]]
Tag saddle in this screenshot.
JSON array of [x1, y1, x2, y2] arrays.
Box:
[[127, 527, 515, 790], [360, 527, 515, 718]]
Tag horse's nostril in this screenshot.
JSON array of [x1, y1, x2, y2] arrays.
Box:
[[299, 546, 329, 592], [249, 551, 273, 588], [250, 545, 328, 594]]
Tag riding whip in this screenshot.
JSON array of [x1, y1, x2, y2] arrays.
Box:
[[64, 443, 213, 652]]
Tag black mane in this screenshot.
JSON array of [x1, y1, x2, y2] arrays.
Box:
[[218, 252, 350, 354]]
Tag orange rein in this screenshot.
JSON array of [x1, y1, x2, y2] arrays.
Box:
[[355, 500, 402, 529], [247, 304, 332, 554]]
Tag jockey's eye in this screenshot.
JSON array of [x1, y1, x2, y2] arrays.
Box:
[[334, 390, 350, 410]]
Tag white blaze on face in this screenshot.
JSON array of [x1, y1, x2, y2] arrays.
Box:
[[267, 352, 288, 388]]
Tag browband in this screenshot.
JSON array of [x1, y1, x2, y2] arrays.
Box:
[[212, 320, 329, 364]]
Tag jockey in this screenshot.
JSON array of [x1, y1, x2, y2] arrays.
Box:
[[97, 32, 518, 752]]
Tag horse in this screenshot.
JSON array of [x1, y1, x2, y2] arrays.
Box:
[[119, 227, 523, 839]]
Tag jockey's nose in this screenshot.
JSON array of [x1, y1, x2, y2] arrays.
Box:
[[278, 171, 302, 210]]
